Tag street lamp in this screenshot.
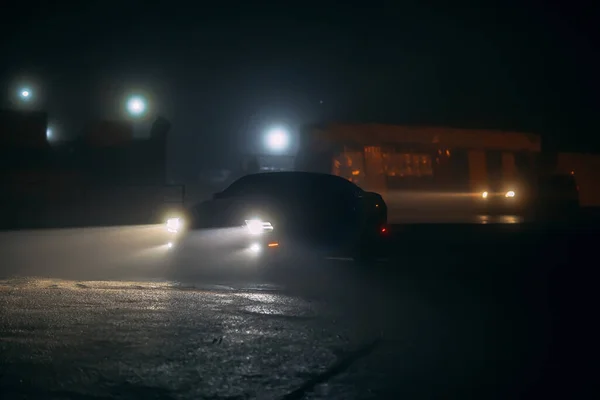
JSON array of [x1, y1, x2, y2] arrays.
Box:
[[265, 127, 289, 153], [126, 95, 147, 117], [19, 88, 32, 101]]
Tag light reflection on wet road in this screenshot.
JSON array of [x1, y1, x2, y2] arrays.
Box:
[[0, 220, 591, 399], [0, 278, 373, 399]]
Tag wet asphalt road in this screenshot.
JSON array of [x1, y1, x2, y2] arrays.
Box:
[[0, 222, 598, 399]]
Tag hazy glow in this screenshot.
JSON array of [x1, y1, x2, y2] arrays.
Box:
[[166, 217, 182, 233], [19, 89, 31, 100], [245, 219, 274, 235], [126, 96, 147, 116], [46, 127, 53, 140], [265, 128, 289, 152], [249, 243, 261, 252], [246, 219, 265, 235]]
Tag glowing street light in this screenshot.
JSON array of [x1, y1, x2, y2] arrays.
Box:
[[19, 88, 32, 101], [126, 95, 147, 117], [265, 127, 289, 152], [46, 127, 53, 140]]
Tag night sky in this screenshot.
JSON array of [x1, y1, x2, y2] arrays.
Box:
[[1, 1, 597, 173]]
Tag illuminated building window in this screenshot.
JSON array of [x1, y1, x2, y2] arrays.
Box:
[[384, 153, 432, 177], [333, 150, 364, 180]]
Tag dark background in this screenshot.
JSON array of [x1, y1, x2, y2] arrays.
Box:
[[1, 1, 597, 175]]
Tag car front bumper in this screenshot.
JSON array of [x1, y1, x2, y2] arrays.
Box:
[[477, 193, 524, 214], [165, 225, 282, 263], [165, 226, 381, 268]]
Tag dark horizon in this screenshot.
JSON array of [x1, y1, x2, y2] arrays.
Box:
[[1, 1, 597, 167]]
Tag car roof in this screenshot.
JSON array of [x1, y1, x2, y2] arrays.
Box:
[[240, 171, 353, 183], [229, 172, 362, 193]]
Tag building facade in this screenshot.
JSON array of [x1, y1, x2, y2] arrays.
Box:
[[296, 124, 542, 193]]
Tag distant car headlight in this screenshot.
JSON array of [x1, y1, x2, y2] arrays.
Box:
[[505, 190, 515, 198], [481, 191, 488, 199], [166, 217, 183, 233], [245, 219, 274, 235]]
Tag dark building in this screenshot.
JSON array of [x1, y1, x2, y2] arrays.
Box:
[[77, 118, 168, 185], [0, 109, 48, 149], [0, 110, 173, 228]]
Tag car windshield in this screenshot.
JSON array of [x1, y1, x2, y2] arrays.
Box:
[[221, 173, 362, 199]]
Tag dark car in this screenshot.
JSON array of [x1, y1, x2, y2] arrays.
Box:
[[166, 172, 388, 265], [477, 181, 523, 215], [477, 173, 580, 221]]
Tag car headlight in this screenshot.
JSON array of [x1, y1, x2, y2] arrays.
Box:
[[249, 243, 261, 252], [481, 191, 489, 199], [245, 219, 274, 235], [166, 217, 183, 233], [505, 190, 515, 198]]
